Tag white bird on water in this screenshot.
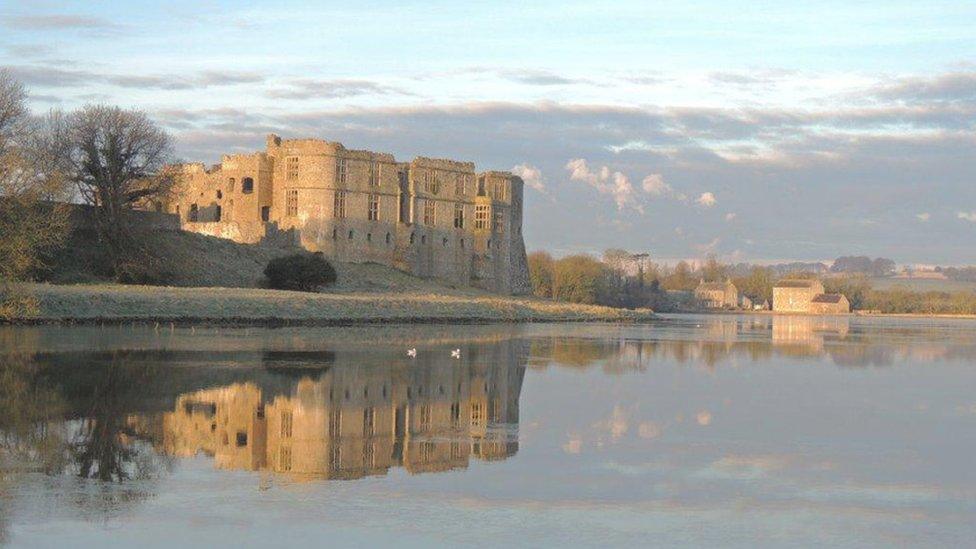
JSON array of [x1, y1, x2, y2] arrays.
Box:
[[451, 349, 461, 359], [407, 348, 417, 358]]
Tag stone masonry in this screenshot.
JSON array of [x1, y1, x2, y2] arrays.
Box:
[[163, 134, 531, 294]]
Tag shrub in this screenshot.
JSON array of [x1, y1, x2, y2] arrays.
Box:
[[264, 253, 337, 292]]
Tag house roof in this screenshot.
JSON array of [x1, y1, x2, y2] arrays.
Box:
[[696, 281, 733, 291], [811, 293, 845, 303], [774, 279, 820, 288]]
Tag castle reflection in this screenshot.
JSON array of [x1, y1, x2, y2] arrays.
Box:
[[153, 346, 526, 481]]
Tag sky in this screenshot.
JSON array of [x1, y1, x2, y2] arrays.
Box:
[[1, 0, 975, 264]]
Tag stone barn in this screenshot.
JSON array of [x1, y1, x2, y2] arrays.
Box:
[[773, 279, 825, 312], [694, 279, 739, 309], [809, 293, 850, 314]]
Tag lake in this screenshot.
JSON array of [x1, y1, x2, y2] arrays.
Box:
[[1, 315, 974, 547]]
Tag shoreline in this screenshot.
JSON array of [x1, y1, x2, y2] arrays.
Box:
[[3, 283, 656, 326], [670, 308, 976, 320]]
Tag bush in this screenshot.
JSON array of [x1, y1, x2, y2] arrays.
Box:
[[263, 253, 337, 292]]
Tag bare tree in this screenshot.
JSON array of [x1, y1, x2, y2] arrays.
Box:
[[67, 105, 173, 279], [0, 71, 71, 316]]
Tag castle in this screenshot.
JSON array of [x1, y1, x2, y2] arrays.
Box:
[[163, 134, 531, 294]]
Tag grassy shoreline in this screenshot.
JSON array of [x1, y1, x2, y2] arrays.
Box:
[[5, 283, 655, 325]]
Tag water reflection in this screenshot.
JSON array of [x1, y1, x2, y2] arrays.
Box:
[[151, 349, 524, 480], [1, 317, 975, 545]]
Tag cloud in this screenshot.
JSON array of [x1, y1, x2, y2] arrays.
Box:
[[265, 78, 407, 100], [870, 71, 976, 105], [915, 212, 930, 222], [696, 410, 712, 426], [3, 65, 264, 90], [641, 173, 671, 196], [696, 192, 717, 207], [958, 211, 976, 223], [725, 212, 737, 222], [511, 163, 546, 193], [496, 69, 587, 86], [2, 14, 124, 32], [565, 158, 641, 212]]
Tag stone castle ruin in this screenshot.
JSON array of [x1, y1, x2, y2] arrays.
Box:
[[162, 134, 531, 294]]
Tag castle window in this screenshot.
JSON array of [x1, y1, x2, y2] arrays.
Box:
[[175, 204, 180, 215], [385, 232, 391, 244], [236, 431, 248, 447], [189, 203, 198, 222], [471, 403, 484, 427], [330, 446, 341, 472], [330, 409, 342, 438], [419, 405, 431, 432], [332, 228, 337, 240], [335, 157, 347, 185], [487, 239, 492, 249], [279, 446, 292, 472], [453, 203, 464, 229], [281, 411, 293, 438], [454, 174, 465, 196], [460, 238, 465, 249], [424, 170, 439, 194], [442, 237, 448, 247], [348, 230, 354, 240], [420, 441, 434, 463], [368, 161, 380, 186], [216, 190, 222, 199], [421, 235, 427, 245], [363, 441, 375, 469], [367, 232, 372, 242], [214, 205, 222, 222], [494, 212, 504, 234], [286, 189, 299, 217], [475, 204, 490, 229], [477, 175, 486, 196], [242, 177, 254, 193], [368, 193, 379, 221], [261, 206, 270, 222], [228, 178, 235, 192], [409, 233, 415, 245], [286, 156, 299, 180], [423, 199, 435, 226], [492, 181, 506, 200], [333, 190, 346, 219], [363, 407, 375, 437]]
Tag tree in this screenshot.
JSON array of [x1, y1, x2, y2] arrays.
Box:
[[263, 253, 337, 292], [552, 254, 607, 304], [824, 275, 872, 310], [527, 251, 555, 298], [735, 266, 774, 303], [700, 254, 728, 282], [0, 71, 71, 317], [66, 105, 173, 280]]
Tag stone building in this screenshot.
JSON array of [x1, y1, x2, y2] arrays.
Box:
[[163, 134, 530, 294], [694, 279, 739, 309], [773, 279, 849, 314], [809, 293, 851, 314]]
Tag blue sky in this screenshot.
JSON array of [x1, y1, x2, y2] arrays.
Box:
[[2, 0, 976, 264]]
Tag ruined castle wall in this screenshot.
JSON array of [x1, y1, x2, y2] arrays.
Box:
[[166, 134, 532, 294]]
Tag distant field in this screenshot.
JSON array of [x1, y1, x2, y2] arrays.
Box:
[[869, 277, 976, 292]]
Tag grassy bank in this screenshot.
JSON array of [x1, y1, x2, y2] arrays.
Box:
[[7, 283, 654, 325]]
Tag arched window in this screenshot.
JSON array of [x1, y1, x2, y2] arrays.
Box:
[[385, 233, 391, 244], [348, 230, 354, 240], [228, 178, 236, 192], [242, 177, 254, 193], [367, 233, 372, 242], [216, 190, 222, 199]]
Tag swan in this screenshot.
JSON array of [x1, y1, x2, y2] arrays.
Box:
[[407, 348, 417, 358]]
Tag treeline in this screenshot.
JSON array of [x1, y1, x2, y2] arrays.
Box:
[[1, 70, 176, 317], [528, 249, 976, 315]]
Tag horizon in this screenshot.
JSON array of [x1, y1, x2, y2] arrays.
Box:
[[2, 1, 975, 264]]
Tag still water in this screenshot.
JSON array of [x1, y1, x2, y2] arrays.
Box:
[[0, 315, 974, 547]]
